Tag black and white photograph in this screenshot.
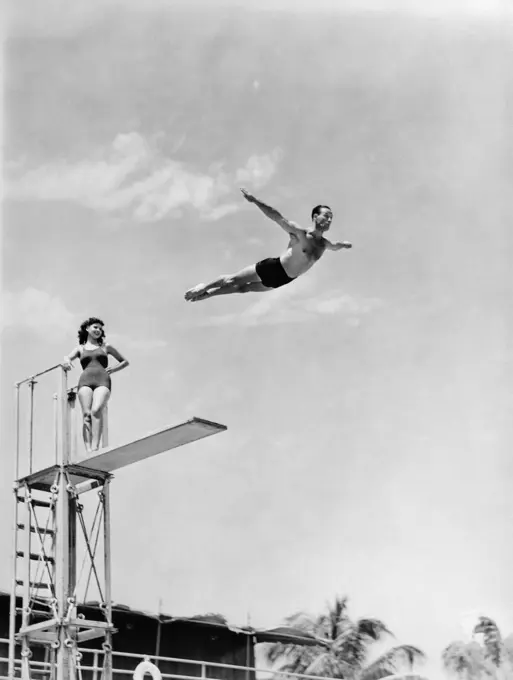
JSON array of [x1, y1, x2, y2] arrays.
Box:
[[1, 0, 511, 678]]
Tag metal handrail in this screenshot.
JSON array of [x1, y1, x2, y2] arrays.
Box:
[[15, 363, 64, 387], [0, 639, 341, 680]]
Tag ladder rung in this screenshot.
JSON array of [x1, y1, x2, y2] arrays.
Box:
[[17, 524, 55, 537], [17, 496, 53, 508], [16, 580, 51, 589], [16, 607, 53, 618], [17, 551, 55, 564]]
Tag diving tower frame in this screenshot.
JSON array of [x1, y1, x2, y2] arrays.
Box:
[[9, 365, 227, 680]]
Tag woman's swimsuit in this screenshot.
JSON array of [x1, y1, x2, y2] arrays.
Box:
[[255, 257, 295, 289], [77, 346, 111, 391]]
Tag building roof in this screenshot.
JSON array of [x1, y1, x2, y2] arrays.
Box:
[[81, 601, 327, 647], [0, 590, 326, 648]]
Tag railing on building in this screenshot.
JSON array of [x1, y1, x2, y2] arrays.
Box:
[[0, 637, 429, 680]]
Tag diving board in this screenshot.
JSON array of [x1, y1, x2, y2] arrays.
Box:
[[76, 417, 227, 473]]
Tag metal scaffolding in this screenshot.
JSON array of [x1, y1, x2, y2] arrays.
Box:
[[9, 363, 227, 680]]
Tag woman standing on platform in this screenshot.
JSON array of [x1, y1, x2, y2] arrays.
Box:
[[62, 317, 129, 454]]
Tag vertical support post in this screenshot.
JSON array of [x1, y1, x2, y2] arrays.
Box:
[[92, 651, 99, 680], [68, 496, 77, 612], [49, 644, 57, 680], [14, 383, 21, 482], [55, 367, 72, 680], [67, 391, 77, 463], [53, 394, 59, 465], [21, 490, 32, 661], [8, 491, 19, 680], [58, 367, 70, 468], [43, 647, 51, 679], [22, 381, 36, 677], [56, 475, 71, 679], [28, 379, 36, 475], [20, 512, 31, 680], [102, 478, 112, 680], [8, 384, 21, 679], [155, 617, 162, 660]]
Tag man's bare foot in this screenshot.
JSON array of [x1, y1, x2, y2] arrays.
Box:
[[185, 284, 207, 301], [190, 291, 212, 302]]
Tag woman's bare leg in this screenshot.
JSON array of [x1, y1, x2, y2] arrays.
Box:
[[77, 387, 94, 453], [91, 387, 111, 451]]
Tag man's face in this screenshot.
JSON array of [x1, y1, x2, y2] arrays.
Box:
[[315, 207, 333, 231]]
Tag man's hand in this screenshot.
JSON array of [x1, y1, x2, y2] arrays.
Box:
[[240, 188, 256, 203], [330, 241, 352, 251]]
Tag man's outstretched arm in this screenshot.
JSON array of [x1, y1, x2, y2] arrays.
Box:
[[241, 188, 303, 236], [325, 239, 352, 251]]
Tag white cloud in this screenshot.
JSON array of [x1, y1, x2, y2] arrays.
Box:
[[2, 288, 75, 339], [0, 291, 168, 352], [203, 204, 240, 222], [236, 149, 283, 190], [6, 133, 283, 223]]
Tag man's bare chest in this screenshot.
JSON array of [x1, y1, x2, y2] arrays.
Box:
[[300, 234, 325, 261]]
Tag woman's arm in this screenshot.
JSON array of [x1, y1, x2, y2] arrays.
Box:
[[105, 345, 129, 375], [62, 347, 80, 370]]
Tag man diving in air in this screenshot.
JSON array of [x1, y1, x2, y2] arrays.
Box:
[[184, 188, 352, 302]]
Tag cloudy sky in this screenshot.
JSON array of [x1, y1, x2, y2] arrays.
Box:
[[2, 0, 512, 677]]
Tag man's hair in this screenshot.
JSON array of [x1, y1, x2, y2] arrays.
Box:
[[311, 205, 332, 220]]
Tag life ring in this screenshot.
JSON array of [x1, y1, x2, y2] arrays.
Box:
[[133, 659, 162, 680]]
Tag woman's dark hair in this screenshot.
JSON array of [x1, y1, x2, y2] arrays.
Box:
[[311, 205, 332, 220], [78, 317, 105, 345]]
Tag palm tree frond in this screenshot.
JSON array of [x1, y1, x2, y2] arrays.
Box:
[[362, 644, 425, 680], [356, 619, 394, 642], [306, 651, 350, 678], [442, 642, 475, 676], [473, 616, 503, 667]]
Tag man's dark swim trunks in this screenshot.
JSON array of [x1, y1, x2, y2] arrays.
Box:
[[255, 257, 295, 289]]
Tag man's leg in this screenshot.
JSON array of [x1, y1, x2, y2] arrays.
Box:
[[185, 264, 266, 301], [200, 280, 269, 299]]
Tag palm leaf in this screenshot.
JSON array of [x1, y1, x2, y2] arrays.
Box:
[[333, 619, 393, 668], [362, 644, 425, 680], [305, 651, 352, 678], [442, 642, 476, 676], [442, 641, 495, 680], [356, 619, 394, 642], [473, 617, 502, 667]]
